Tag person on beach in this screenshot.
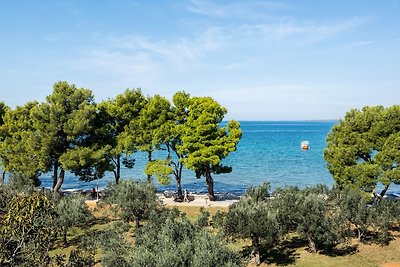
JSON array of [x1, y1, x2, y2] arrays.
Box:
[[184, 189, 189, 202]]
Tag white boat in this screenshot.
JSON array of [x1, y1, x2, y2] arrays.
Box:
[[301, 141, 310, 150]]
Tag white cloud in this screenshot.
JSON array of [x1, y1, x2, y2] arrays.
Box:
[[187, 0, 292, 19], [238, 17, 368, 44]]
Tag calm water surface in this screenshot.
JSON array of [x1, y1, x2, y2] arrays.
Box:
[[37, 121, 339, 194]]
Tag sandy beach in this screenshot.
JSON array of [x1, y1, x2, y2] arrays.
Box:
[[159, 193, 239, 207], [85, 193, 239, 209]]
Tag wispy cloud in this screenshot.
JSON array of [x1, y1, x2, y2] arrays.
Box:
[[97, 26, 227, 69], [187, 0, 292, 19], [238, 17, 369, 44]]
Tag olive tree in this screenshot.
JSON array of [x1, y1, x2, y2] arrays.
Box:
[[272, 186, 344, 253], [53, 194, 94, 245], [99, 209, 241, 267], [105, 180, 161, 228], [225, 199, 279, 265]]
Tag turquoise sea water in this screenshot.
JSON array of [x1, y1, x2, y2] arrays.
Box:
[[37, 121, 338, 194]]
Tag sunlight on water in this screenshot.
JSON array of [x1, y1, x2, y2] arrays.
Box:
[[35, 121, 341, 194]]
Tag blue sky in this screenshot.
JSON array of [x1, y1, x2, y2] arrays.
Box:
[[0, 0, 399, 120]]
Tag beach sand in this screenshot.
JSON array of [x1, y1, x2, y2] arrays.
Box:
[[85, 193, 239, 209], [159, 194, 239, 207]]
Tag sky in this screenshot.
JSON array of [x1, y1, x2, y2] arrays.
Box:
[[0, 0, 399, 120]]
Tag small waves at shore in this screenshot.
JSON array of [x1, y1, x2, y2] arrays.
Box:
[[7, 121, 400, 195]]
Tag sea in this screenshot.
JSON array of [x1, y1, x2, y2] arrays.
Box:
[[34, 121, 338, 194]]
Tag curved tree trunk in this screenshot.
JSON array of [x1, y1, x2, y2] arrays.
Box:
[[380, 184, 390, 199], [252, 236, 261, 266], [307, 233, 317, 253], [53, 169, 65, 193], [205, 166, 216, 201], [52, 160, 59, 189]]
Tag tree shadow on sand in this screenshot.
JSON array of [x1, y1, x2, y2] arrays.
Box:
[[240, 236, 304, 266], [320, 244, 359, 257]]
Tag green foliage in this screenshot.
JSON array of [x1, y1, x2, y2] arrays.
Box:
[[197, 207, 210, 227], [245, 182, 270, 202], [97, 221, 131, 267], [123, 95, 172, 179], [271, 186, 302, 233], [0, 101, 8, 126], [296, 191, 342, 253], [155, 91, 191, 196], [97, 89, 146, 183], [53, 194, 94, 244], [324, 105, 400, 196], [0, 102, 44, 182], [0, 185, 13, 215], [333, 186, 372, 241], [129, 211, 241, 267], [8, 172, 38, 192], [0, 101, 9, 177], [65, 248, 95, 267], [211, 209, 227, 229], [0, 192, 56, 266], [178, 97, 242, 200], [144, 159, 173, 185], [31, 81, 108, 190], [105, 180, 161, 227], [272, 186, 345, 253], [225, 183, 277, 264], [225, 198, 279, 264]]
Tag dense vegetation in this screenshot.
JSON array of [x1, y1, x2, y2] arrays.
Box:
[[0, 81, 242, 199], [1, 86, 400, 267], [1, 181, 399, 266], [324, 105, 400, 199]]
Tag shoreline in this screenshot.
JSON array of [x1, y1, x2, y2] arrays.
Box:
[[85, 193, 240, 208], [159, 193, 240, 207]]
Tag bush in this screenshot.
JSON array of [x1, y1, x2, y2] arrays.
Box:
[[197, 207, 210, 227], [53, 194, 94, 245], [99, 209, 241, 267], [0, 192, 56, 266], [225, 198, 279, 265], [104, 180, 161, 228]]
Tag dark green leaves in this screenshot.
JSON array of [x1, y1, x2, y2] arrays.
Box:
[[324, 105, 400, 196]]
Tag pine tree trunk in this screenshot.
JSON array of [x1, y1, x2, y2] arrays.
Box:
[[146, 151, 152, 183], [252, 236, 261, 266], [116, 155, 121, 184], [52, 161, 58, 189], [53, 169, 65, 193], [176, 162, 183, 197], [205, 166, 216, 201], [307, 233, 317, 253], [0, 170, 5, 185], [379, 184, 390, 199]]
